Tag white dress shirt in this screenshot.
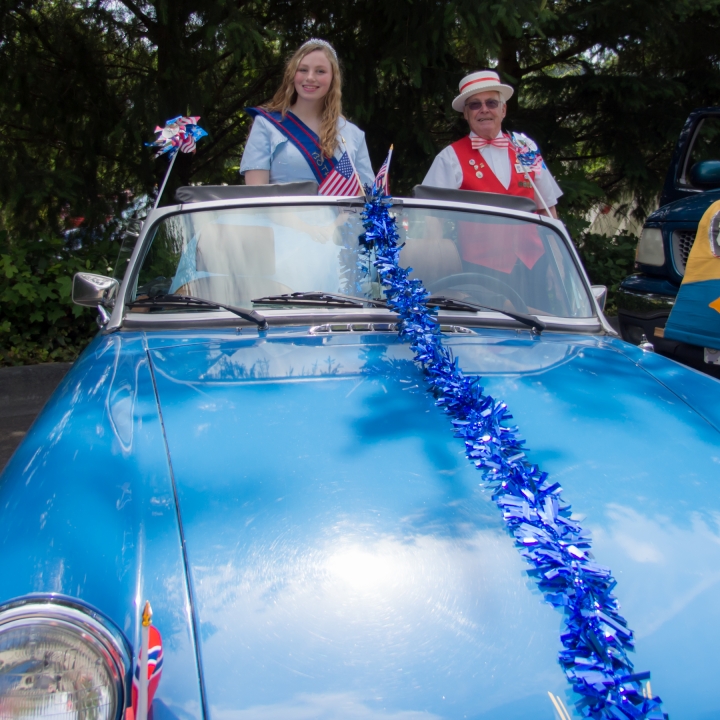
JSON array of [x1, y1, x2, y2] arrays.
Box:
[[422, 131, 562, 209]]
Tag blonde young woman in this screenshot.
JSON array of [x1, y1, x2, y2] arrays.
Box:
[[240, 39, 374, 190]]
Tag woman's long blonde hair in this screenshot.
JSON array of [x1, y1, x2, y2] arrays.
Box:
[[265, 41, 342, 160]]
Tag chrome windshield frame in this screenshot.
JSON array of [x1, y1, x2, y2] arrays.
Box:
[[106, 195, 613, 335]]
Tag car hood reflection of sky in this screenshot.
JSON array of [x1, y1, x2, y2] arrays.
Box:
[[148, 330, 720, 720]]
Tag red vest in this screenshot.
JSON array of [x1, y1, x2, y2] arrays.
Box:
[[451, 134, 536, 201], [451, 135, 544, 274]]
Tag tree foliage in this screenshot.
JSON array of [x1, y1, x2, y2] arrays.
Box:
[[3, 0, 720, 225], [0, 228, 117, 364], [1, 0, 720, 362]]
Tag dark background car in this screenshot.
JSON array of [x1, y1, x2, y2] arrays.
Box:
[[618, 107, 720, 376]]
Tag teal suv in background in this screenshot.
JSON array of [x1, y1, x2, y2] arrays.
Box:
[[618, 107, 720, 376]]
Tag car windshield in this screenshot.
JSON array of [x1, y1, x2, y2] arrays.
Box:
[[131, 203, 593, 318]]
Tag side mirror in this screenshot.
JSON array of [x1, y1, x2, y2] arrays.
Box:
[[689, 160, 720, 188], [591, 285, 607, 311], [72, 272, 119, 308]]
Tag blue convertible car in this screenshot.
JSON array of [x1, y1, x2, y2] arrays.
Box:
[[1, 183, 719, 720]]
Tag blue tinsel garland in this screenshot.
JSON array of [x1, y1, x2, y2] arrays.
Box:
[[360, 188, 665, 720]]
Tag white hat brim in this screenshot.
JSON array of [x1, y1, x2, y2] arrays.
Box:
[[452, 83, 514, 112]]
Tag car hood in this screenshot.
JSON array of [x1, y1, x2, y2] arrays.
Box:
[[649, 188, 720, 222], [147, 329, 720, 720]]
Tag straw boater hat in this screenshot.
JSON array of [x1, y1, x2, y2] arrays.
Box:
[[452, 70, 514, 112]]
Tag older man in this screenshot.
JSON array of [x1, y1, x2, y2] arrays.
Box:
[[423, 71, 561, 217]]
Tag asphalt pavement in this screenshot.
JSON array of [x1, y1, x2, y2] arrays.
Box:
[[0, 363, 73, 472]]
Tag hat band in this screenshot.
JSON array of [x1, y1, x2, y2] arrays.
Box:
[[459, 76, 502, 94]]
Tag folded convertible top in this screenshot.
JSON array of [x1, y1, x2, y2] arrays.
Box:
[[412, 185, 537, 213], [175, 181, 319, 203]]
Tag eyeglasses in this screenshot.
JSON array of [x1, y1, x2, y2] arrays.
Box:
[[465, 99, 501, 111]]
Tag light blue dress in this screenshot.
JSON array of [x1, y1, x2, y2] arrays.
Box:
[[240, 115, 375, 187]]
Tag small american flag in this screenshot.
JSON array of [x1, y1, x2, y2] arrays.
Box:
[[319, 151, 363, 196], [374, 145, 393, 193]]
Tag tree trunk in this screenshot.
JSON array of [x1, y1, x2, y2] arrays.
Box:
[[496, 35, 522, 116], [153, 2, 199, 185]]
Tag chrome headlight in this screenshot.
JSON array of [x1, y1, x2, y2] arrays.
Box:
[[0, 599, 130, 720]]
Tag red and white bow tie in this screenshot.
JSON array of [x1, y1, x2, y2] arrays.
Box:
[[471, 135, 510, 150]]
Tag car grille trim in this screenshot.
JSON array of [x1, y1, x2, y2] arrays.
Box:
[[309, 322, 474, 335], [671, 229, 696, 275]]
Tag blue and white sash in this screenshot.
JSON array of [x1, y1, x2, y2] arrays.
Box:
[[245, 107, 337, 183]]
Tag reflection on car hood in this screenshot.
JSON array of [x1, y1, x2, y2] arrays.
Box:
[[147, 330, 720, 720]]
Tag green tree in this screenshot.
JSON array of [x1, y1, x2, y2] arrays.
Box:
[[0, 0, 297, 233], [3, 0, 720, 224], [2, 0, 720, 363]]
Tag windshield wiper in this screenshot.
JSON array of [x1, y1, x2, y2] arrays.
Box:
[[252, 291, 388, 308], [426, 295, 545, 334], [129, 294, 269, 329]]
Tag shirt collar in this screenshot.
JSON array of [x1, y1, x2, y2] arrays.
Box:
[[470, 130, 505, 140]]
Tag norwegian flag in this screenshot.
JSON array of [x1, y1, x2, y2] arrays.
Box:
[[130, 625, 163, 720], [319, 151, 363, 196], [374, 145, 393, 194]]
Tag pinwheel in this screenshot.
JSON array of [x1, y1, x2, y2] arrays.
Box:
[[147, 116, 208, 208]]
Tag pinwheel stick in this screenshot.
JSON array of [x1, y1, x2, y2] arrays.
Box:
[[153, 151, 179, 211], [147, 117, 207, 209]]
